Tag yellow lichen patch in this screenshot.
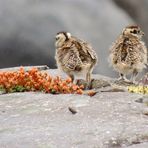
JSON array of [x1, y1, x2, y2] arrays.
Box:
[[128, 85, 148, 94]]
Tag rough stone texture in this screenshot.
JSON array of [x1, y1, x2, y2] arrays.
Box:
[[0, 69, 148, 148], [0, 0, 133, 77]]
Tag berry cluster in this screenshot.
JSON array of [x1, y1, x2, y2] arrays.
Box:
[[0, 67, 83, 94]]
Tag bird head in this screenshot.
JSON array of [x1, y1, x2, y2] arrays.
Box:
[[122, 25, 144, 39], [55, 32, 71, 47]]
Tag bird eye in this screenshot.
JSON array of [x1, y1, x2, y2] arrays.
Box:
[[133, 30, 137, 34]]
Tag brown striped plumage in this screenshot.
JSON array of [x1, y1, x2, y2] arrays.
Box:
[[109, 25, 147, 83], [55, 32, 98, 84]]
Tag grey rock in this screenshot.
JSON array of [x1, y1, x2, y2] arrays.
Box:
[[91, 79, 111, 89], [0, 0, 133, 77], [0, 69, 148, 148], [127, 142, 148, 148], [135, 96, 148, 105], [76, 78, 111, 90], [113, 0, 148, 45]]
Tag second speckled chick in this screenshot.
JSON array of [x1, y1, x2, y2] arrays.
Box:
[[109, 25, 147, 83]]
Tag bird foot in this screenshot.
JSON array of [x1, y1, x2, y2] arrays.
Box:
[[131, 80, 138, 85], [115, 77, 134, 86], [117, 77, 131, 83]]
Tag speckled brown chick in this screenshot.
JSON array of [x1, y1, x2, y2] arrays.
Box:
[[55, 32, 98, 84], [109, 25, 147, 83]]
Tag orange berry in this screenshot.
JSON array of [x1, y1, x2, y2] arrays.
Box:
[[79, 85, 84, 89], [87, 91, 97, 97], [62, 85, 68, 91], [66, 77, 72, 83], [76, 89, 83, 94], [53, 85, 59, 91], [72, 85, 78, 91]]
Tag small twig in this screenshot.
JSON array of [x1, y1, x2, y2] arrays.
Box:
[[101, 88, 125, 92]]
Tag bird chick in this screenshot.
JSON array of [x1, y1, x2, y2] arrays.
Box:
[[55, 32, 98, 86], [109, 25, 147, 83]]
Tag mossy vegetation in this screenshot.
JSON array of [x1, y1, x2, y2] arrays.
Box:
[[0, 67, 84, 94]]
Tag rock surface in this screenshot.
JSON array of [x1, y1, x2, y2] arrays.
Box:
[[0, 69, 148, 148]]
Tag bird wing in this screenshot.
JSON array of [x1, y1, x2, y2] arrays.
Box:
[[72, 36, 98, 60], [63, 47, 82, 70], [110, 36, 148, 67], [83, 42, 98, 60], [135, 42, 148, 66], [110, 37, 131, 62]]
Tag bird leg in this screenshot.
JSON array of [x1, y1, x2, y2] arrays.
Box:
[[86, 71, 92, 89], [86, 72, 91, 83], [68, 74, 74, 83], [118, 73, 130, 82], [86, 64, 95, 89], [118, 73, 125, 80], [131, 69, 138, 84]]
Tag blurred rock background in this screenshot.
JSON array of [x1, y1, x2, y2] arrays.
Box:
[[113, 0, 148, 45], [0, 0, 147, 77]]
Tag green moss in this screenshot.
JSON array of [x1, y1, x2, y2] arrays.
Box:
[[0, 85, 5, 92], [9, 85, 26, 93]]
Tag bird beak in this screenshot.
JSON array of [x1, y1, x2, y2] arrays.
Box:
[[141, 31, 144, 36]]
